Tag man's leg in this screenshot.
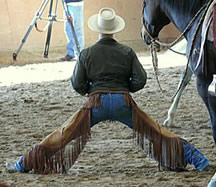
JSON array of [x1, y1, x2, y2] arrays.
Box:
[[124, 95, 212, 171], [65, 2, 84, 58], [6, 156, 29, 173], [110, 94, 132, 127], [6, 108, 90, 173], [91, 93, 111, 126], [183, 141, 210, 171], [91, 93, 132, 127]]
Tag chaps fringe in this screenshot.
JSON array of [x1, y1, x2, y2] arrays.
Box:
[[23, 93, 186, 174], [124, 94, 187, 171], [23, 108, 91, 174]]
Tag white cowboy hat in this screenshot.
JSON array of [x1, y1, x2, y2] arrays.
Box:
[[88, 7, 125, 34]]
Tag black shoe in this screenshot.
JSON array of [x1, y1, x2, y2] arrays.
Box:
[[59, 55, 75, 62]]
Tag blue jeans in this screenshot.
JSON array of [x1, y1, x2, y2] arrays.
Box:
[[65, 2, 84, 57], [17, 94, 210, 172], [91, 93, 210, 171], [183, 142, 209, 171], [91, 93, 132, 128]]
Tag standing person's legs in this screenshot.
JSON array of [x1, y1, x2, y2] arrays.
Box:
[[65, 2, 84, 59]]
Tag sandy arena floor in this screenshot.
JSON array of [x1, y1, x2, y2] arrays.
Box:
[[0, 47, 215, 187]]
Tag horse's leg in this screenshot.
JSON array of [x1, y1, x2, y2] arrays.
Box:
[[195, 42, 216, 144], [208, 95, 216, 144], [196, 76, 216, 144], [163, 68, 193, 127]]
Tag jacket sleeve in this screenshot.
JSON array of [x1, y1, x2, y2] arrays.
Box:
[[71, 53, 89, 96], [129, 51, 147, 92]]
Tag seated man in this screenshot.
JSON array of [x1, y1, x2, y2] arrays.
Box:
[[7, 8, 212, 174]]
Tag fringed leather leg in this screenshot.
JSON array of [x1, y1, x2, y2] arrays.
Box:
[[124, 93, 187, 171], [23, 108, 91, 174]]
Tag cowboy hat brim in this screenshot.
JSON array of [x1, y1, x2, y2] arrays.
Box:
[[88, 14, 125, 34]]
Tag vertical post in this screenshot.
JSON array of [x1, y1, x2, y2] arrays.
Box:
[[12, 0, 50, 61], [43, 0, 54, 58]]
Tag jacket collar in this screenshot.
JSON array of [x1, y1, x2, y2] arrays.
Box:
[[97, 37, 117, 44]]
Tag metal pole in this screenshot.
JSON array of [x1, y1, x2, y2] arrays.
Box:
[[13, 0, 50, 61], [43, 0, 55, 58]]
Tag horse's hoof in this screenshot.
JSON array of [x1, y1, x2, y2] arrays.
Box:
[[163, 120, 173, 127]]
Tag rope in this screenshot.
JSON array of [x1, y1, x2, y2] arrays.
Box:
[[173, 0, 213, 99], [167, 47, 186, 56], [35, 22, 49, 32], [150, 42, 165, 95], [142, 0, 213, 99], [142, 1, 208, 50]]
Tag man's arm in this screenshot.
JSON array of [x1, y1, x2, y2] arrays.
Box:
[[71, 54, 89, 96], [129, 52, 147, 92]]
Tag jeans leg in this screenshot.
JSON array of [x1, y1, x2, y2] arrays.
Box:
[[183, 142, 209, 171], [64, 3, 84, 57], [91, 94, 132, 128], [15, 156, 29, 173], [91, 94, 110, 127], [111, 94, 132, 128]]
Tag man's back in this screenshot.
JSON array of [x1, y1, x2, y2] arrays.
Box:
[[72, 37, 147, 95]]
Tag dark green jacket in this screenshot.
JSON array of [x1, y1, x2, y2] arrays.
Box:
[[71, 37, 147, 95]]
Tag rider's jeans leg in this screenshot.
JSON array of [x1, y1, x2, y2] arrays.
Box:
[[183, 141, 209, 171], [91, 94, 132, 128]]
